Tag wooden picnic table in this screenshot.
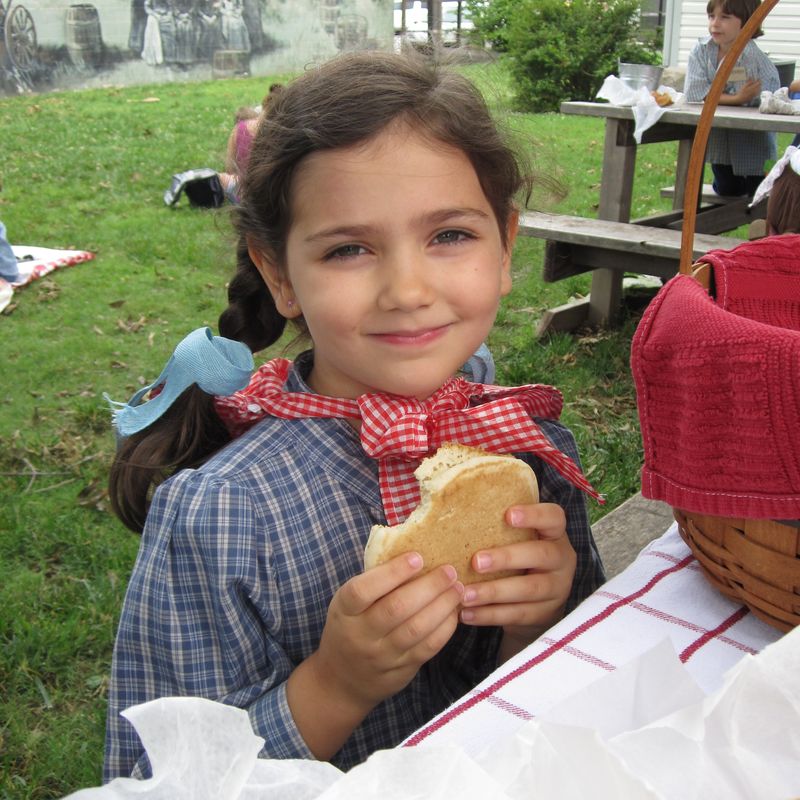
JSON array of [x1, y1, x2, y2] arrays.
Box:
[[527, 101, 800, 333]]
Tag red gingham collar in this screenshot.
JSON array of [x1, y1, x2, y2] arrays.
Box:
[[214, 358, 602, 524]]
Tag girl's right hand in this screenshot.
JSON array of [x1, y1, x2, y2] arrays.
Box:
[[316, 554, 464, 713]]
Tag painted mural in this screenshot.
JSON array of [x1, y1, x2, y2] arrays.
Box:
[[0, 0, 393, 95]]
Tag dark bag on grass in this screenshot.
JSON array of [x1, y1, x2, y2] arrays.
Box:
[[164, 168, 225, 209]]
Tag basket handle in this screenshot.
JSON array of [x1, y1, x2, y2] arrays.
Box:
[[679, 0, 781, 275]]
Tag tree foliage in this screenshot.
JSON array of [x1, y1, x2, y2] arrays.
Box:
[[467, 0, 661, 112]]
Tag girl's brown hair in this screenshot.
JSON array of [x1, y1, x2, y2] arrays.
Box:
[[706, 0, 765, 37], [766, 167, 800, 235], [110, 51, 535, 533]]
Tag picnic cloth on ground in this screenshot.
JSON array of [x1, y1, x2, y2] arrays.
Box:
[[0, 245, 95, 314], [403, 522, 781, 755], [630, 274, 800, 519], [694, 234, 800, 331]]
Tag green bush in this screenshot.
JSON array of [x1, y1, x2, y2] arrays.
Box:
[[469, 0, 661, 112], [464, 0, 516, 51]]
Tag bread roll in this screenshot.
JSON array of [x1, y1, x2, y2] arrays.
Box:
[[364, 443, 539, 584], [651, 90, 673, 107]]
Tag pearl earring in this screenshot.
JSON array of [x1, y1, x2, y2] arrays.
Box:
[[286, 299, 294, 308]]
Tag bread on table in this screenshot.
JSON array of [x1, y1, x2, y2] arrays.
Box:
[[651, 90, 673, 107], [364, 443, 539, 584]]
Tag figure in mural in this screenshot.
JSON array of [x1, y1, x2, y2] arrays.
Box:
[[129, 0, 147, 53], [142, 0, 177, 65], [173, 0, 198, 66], [219, 0, 249, 52], [196, 0, 221, 60], [241, 0, 262, 51]]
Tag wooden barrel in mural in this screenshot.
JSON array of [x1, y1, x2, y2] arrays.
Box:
[[212, 49, 250, 79], [65, 4, 103, 69]]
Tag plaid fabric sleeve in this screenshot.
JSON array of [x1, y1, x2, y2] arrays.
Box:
[[685, 42, 711, 103], [520, 419, 605, 612], [104, 470, 314, 782]]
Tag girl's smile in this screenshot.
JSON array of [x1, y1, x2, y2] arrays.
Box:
[[255, 122, 517, 401]]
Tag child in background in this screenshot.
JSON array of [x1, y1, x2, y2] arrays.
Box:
[[751, 145, 800, 234], [103, 52, 604, 782], [685, 0, 779, 197], [219, 82, 284, 203]]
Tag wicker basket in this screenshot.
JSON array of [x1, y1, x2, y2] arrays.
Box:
[[674, 510, 800, 632]]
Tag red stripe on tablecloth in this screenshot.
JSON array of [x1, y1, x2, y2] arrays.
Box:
[[679, 606, 749, 662], [404, 554, 694, 747], [595, 593, 757, 655], [537, 638, 617, 671], [485, 694, 534, 721]]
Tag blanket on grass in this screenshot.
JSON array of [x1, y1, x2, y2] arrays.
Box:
[[0, 246, 95, 313]]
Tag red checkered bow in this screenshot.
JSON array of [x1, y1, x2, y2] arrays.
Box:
[[214, 358, 602, 524]]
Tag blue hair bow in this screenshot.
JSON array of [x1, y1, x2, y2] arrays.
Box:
[[105, 327, 254, 437]]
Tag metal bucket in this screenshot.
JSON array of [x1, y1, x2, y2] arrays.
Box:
[[65, 4, 104, 69], [618, 62, 663, 91]]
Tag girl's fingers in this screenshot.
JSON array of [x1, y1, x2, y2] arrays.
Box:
[[337, 552, 425, 616], [505, 502, 568, 540], [461, 572, 557, 609], [460, 600, 548, 628], [471, 536, 575, 577], [383, 577, 464, 653]]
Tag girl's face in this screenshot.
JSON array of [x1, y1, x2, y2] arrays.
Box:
[[254, 123, 515, 400], [707, 5, 744, 51]]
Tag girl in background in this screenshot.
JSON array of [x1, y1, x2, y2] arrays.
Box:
[[685, 0, 779, 197], [751, 145, 800, 234]]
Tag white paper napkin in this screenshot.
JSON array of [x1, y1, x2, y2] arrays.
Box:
[[596, 74, 684, 143]]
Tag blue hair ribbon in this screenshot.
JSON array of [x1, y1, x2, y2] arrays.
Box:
[[104, 327, 254, 437]]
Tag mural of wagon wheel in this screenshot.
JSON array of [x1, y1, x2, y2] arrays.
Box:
[[2, 3, 38, 72]]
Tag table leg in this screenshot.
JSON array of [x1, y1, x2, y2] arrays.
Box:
[[671, 139, 693, 210], [587, 118, 637, 326]]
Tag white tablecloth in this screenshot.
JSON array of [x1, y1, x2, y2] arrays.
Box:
[[403, 522, 782, 755]]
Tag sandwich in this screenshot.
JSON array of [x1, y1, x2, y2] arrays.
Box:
[[364, 443, 539, 584]]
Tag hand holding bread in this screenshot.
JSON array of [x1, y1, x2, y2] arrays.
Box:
[[364, 444, 540, 585], [364, 443, 579, 661]]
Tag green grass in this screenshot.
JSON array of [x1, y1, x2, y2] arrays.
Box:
[[1, 57, 792, 797]]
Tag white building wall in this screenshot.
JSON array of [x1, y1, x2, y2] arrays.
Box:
[[666, 0, 800, 74]]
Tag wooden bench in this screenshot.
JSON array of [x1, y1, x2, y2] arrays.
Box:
[[658, 184, 767, 234], [660, 183, 746, 205], [518, 212, 745, 333], [519, 212, 745, 281]]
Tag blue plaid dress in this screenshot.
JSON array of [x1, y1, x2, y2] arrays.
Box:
[[685, 36, 780, 176], [104, 353, 605, 781]]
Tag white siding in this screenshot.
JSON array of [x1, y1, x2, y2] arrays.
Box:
[[666, 0, 800, 73]]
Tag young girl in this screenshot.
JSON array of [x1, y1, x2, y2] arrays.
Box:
[[751, 144, 800, 234], [685, 0, 780, 197], [103, 51, 605, 782]]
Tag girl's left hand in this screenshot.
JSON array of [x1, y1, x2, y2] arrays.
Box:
[[459, 503, 576, 655]]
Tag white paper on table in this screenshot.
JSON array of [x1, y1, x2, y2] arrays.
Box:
[[62, 627, 800, 800], [596, 74, 685, 143]]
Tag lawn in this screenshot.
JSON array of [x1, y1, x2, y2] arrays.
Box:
[[1, 57, 786, 797]]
